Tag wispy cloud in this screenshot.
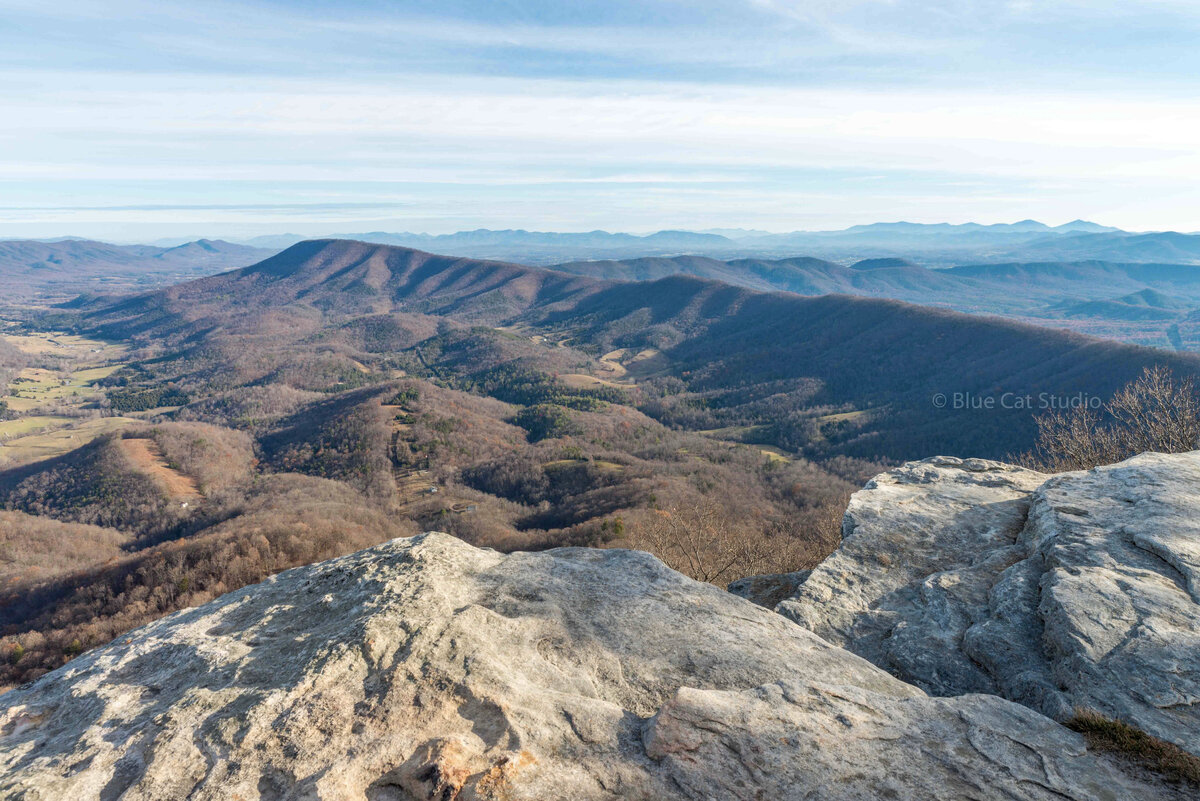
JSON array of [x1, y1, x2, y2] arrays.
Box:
[[1, 0, 1198, 238]]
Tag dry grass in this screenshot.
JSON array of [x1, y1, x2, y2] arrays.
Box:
[[0, 416, 74, 438], [0, 417, 138, 467], [1, 331, 126, 361], [1067, 709, 1200, 787], [558, 373, 624, 390], [116, 438, 202, 501]]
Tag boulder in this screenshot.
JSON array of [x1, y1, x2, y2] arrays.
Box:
[[778, 452, 1200, 758], [0, 533, 1169, 800]]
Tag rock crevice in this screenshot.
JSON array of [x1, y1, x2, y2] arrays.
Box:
[[777, 452, 1200, 758]]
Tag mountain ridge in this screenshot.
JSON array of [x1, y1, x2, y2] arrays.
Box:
[[75, 239, 1200, 460]]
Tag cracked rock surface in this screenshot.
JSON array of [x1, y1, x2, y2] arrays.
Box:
[[0, 532, 1171, 799], [778, 452, 1200, 757]]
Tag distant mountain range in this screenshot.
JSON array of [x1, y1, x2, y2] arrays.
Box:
[[20, 221, 1200, 275], [0, 238, 274, 298], [207, 222, 1200, 266], [548, 254, 1200, 311], [545, 254, 1200, 350], [233, 229, 736, 264]]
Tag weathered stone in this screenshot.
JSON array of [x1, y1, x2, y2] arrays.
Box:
[[0, 533, 1168, 799], [726, 569, 810, 607], [778, 452, 1200, 757]]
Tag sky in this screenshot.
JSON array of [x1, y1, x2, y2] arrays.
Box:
[[2, 0, 1199, 241]]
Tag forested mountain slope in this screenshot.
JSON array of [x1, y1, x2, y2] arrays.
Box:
[[76, 240, 1200, 460]]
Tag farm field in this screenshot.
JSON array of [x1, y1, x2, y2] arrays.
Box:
[[3, 364, 120, 412], [0, 326, 131, 466], [1, 330, 126, 362], [0, 415, 74, 438], [0, 416, 139, 466]]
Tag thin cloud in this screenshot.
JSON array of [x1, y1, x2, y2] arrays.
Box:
[[1, 0, 1199, 236]]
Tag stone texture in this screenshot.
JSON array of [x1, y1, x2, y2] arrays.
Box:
[[0, 533, 1169, 800], [726, 569, 810, 608], [778, 452, 1200, 758]]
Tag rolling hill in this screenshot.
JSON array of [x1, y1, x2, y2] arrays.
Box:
[[532, 272, 1200, 458], [1054, 289, 1192, 321], [546, 253, 1200, 349], [550, 254, 967, 299], [75, 240, 1200, 460]]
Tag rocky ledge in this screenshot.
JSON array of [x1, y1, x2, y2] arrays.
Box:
[[0, 532, 1175, 800], [776, 452, 1200, 760]]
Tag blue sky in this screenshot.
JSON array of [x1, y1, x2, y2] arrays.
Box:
[[2, 0, 1199, 240]]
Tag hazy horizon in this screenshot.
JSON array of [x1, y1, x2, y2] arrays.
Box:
[[0, 217, 1157, 247], [3, 1, 1200, 239]]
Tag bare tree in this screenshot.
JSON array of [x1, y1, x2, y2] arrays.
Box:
[[1027, 367, 1200, 472], [1107, 366, 1200, 454], [622, 498, 816, 585]]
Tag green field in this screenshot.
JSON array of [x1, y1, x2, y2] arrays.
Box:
[[817, 410, 868, 424], [0, 328, 131, 465], [0, 415, 74, 438], [0, 416, 139, 466], [3, 364, 122, 412]]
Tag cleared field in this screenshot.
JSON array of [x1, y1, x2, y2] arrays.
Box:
[[73, 365, 122, 382], [2, 396, 44, 413], [817, 410, 868, 424], [757, 446, 791, 464], [0, 326, 130, 453], [559, 373, 624, 390], [696, 427, 793, 463], [116, 437, 202, 501], [0, 416, 139, 466], [698, 424, 762, 440], [598, 349, 630, 379], [543, 458, 624, 472], [0, 415, 74, 438], [1, 331, 127, 362], [605, 347, 669, 378], [4, 365, 115, 409]]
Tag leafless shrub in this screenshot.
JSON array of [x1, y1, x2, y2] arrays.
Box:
[[1024, 367, 1200, 472], [617, 497, 826, 585]]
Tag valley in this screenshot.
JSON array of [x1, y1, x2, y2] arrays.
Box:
[[0, 238, 274, 300], [0, 327, 136, 467]]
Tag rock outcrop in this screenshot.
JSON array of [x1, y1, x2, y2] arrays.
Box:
[[0, 533, 1172, 800], [778, 452, 1200, 759]]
